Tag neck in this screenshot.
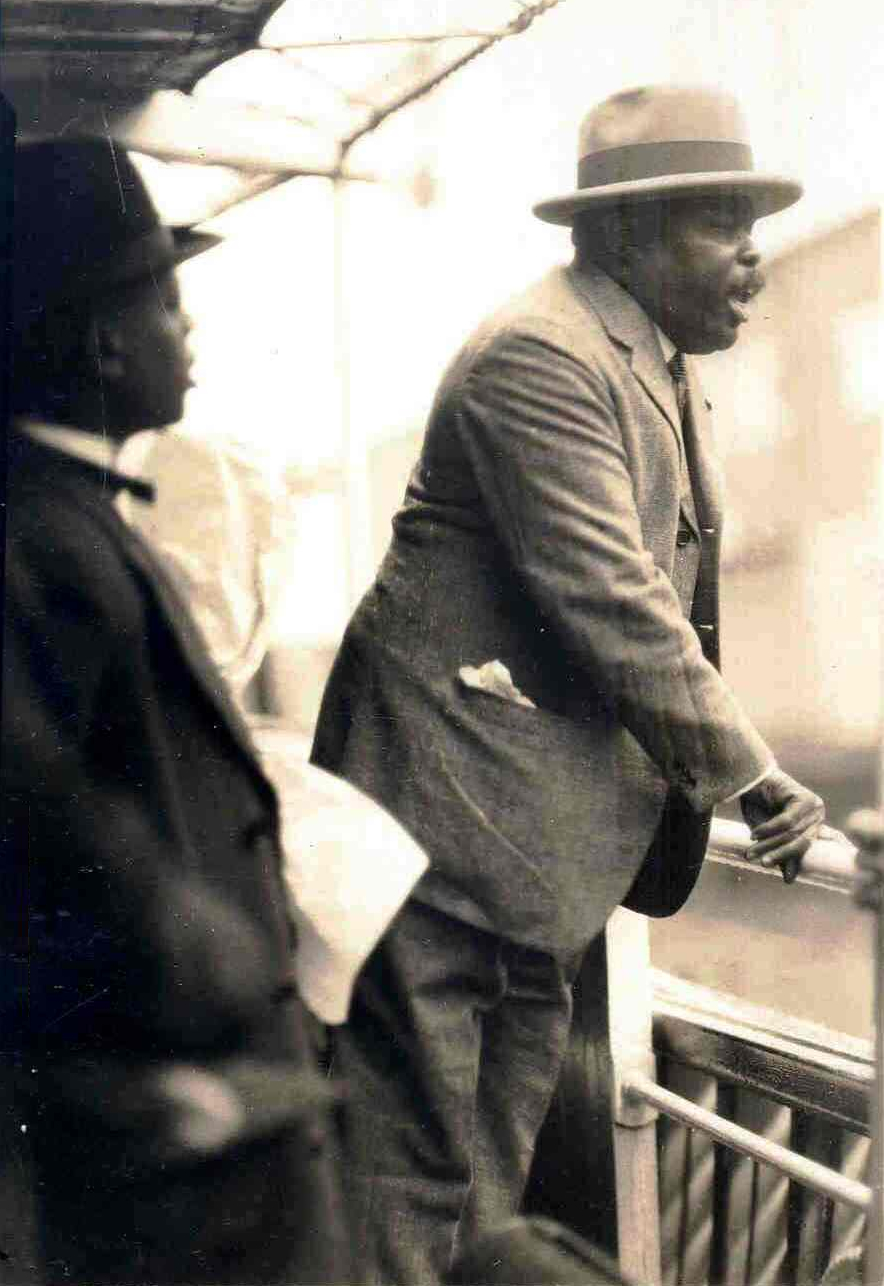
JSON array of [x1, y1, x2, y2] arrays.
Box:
[[24, 393, 134, 444]]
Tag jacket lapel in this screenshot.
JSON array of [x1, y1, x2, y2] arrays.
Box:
[[11, 433, 271, 781], [570, 264, 684, 453], [683, 362, 724, 530], [82, 482, 271, 781], [117, 517, 268, 771]]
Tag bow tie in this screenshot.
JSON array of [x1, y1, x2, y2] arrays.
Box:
[[106, 468, 156, 503]]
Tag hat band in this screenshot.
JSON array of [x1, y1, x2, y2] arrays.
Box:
[[577, 139, 754, 190]]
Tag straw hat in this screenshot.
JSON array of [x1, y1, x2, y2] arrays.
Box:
[[533, 84, 802, 225]]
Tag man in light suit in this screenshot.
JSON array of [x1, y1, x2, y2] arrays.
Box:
[[2, 139, 349, 1284], [311, 85, 826, 1284]]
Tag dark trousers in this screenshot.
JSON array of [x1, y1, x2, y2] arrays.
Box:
[[30, 998, 352, 1284], [331, 898, 574, 1286], [37, 1125, 348, 1286]]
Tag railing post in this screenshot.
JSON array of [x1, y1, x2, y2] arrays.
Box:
[[848, 810, 884, 1286], [607, 906, 663, 1286]]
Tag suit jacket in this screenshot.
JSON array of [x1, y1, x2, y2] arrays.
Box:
[[312, 265, 772, 959], [1, 432, 315, 1120], [1, 433, 354, 1286]]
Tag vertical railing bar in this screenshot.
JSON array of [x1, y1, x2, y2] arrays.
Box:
[[816, 1195, 836, 1282], [847, 808, 884, 1285], [607, 909, 662, 1286], [816, 1128, 841, 1280], [868, 864, 884, 1285], [785, 1110, 809, 1286], [744, 1157, 760, 1286], [676, 1123, 693, 1286], [709, 1082, 737, 1284]]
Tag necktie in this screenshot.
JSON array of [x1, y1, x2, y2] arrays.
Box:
[[668, 351, 690, 422]]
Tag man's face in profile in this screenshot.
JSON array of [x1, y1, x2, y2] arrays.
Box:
[[97, 268, 194, 431], [631, 195, 766, 354]]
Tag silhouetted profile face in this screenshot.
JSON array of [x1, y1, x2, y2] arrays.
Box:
[[97, 269, 194, 431], [625, 194, 765, 354]]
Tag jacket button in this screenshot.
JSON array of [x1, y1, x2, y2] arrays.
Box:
[[676, 527, 692, 547]]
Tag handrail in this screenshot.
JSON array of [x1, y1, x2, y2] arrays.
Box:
[[652, 1009, 871, 1135], [709, 816, 857, 886], [607, 817, 868, 1285], [623, 1070, 871, 1212]]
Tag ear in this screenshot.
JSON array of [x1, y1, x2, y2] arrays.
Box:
[[88, 311, 127, 381]]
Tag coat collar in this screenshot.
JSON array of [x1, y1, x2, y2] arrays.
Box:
[[10, 427, 156, 502], [567, 262, 683, 448], [10, 430, 272, 792], [564, 263, 724, 536]]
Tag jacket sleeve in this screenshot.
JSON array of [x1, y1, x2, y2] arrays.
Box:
[[1, 544, 277, 1053], [456, 329, 772, 813]]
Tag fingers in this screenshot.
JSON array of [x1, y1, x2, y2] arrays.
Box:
[[747, 817, 823, 883], [745, 833, 813, 884], [780, 855, 803, 885], [748, 795, 824, 842], [757, 838, 811, 884], [740, 773, 826, 884], [748, 822, 820, 861]]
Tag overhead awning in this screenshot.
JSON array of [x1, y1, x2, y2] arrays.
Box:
[[3, 1, 568, 220]]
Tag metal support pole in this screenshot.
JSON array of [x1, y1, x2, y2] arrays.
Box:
[[870, 877, 884, 1286], [332, 176, 374, 610], [850, 811, 884, 1286], [607, 907, 663, 1286]]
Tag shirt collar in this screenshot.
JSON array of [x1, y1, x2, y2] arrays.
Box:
[[18, 419, 126, 472], [15, 420, 157, 504], [654, 323, 677, 365]]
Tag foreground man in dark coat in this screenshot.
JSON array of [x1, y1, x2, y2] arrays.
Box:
[[312, 85, 826, 1284], [2, 139, 349, 1285]]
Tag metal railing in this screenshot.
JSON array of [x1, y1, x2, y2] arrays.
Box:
[[653, 979, 871, 1285], [608, 814, 884, 1286]]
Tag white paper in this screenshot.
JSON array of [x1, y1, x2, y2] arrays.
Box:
[[257, 736, 428, 1025]]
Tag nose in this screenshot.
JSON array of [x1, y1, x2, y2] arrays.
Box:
[[738, 234, 762, 269]]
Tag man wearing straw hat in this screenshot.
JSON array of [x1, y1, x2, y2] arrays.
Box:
[[2, 138, 349, 1284], [312, 85, 826, 1284]]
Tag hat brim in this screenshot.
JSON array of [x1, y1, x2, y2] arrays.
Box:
[[533, 171, 803, 225], [170, 228, 223, 266], [86, 227, 222, 298]]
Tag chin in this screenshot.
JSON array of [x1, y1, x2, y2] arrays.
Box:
[[688, 327, 739, 355], [150, 398, 186, 429]]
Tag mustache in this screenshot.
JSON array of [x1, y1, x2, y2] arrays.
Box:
[[741, 270, 766, 299]]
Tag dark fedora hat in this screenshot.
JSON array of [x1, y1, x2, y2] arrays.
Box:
[[11, 137, 219, 332], [534, 84, 802, 225]]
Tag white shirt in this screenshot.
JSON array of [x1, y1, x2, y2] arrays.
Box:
[[654, 323, 677, 365], [20, 419, 133, 476]]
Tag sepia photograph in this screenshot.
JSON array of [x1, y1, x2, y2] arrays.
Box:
[[1, 1, 882, 1283]]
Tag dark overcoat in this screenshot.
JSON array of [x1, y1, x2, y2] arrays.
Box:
[[1, 433, 346, 1283], [312, 264, 772, 959]]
